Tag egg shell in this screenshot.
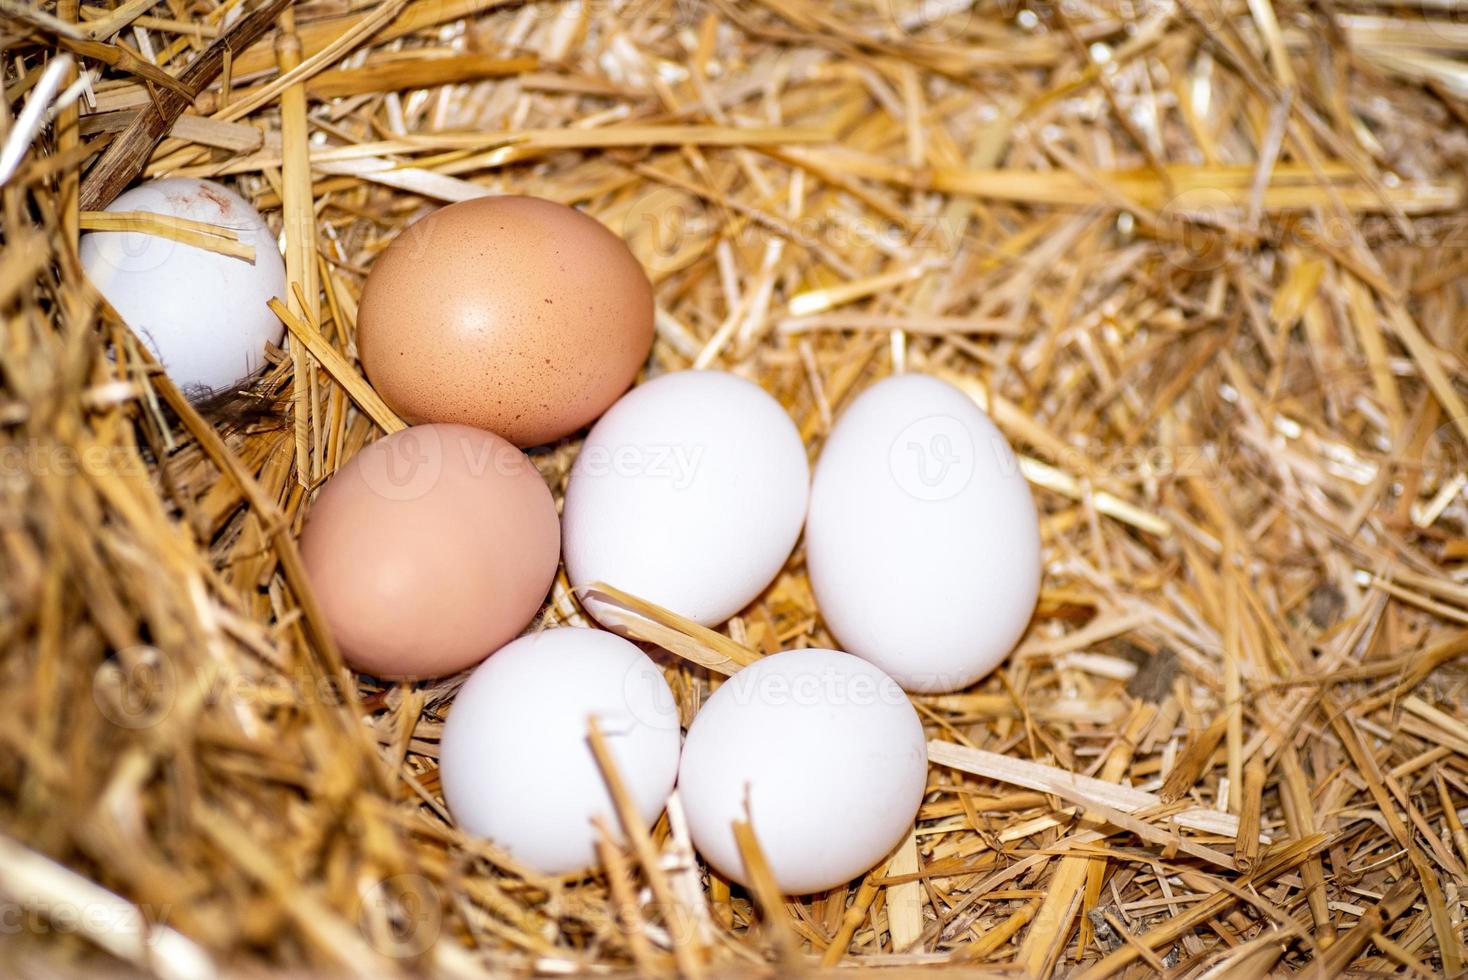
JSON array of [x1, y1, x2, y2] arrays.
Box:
[[562, 370, 809, 627], [79, 177, 286, 393], [678, 649, 926, 894], [805, 374, 1041, 693], [356, 195, 654, 448], [439, 627, 682, 875], [299, 424, 559, 679]]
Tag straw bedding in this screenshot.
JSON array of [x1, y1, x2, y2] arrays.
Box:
[[4, 0, 1468, 975]]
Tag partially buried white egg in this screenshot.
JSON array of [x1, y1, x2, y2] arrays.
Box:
[[562, 370, 809, 627], [678, 649, 927, 894], [80, 177, 286, 394], [805, 373, 1041, 693], [438, 628, 681, 876]]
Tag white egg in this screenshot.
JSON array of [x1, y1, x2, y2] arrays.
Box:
[[439, 628, 681, 875], [678, 649, 926, 894], [79, 177, 286, 394], [805, 374, 1041, 693], [563, 370, 809, 627]]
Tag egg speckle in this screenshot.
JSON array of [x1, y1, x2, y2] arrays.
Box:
[[356, 196, 654, 447]]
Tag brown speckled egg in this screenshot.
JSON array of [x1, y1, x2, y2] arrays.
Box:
[[356, 196, 655, 448], [299, 424, 559, 679]]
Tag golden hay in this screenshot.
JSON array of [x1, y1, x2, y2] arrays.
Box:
[[3, 0, 1468, 975]]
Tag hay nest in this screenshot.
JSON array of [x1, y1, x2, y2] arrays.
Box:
[[4, 0, 1468, 974]]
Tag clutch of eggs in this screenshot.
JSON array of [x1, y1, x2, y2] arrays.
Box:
[[282, 185, 1046, 890], [77, 167, 1049, 896], [79, 177, 286, 394]]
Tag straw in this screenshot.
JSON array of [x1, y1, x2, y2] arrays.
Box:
[[6, 0, 1468, 973]]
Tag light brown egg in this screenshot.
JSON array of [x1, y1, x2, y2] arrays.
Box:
[[356, 196, 655, 447], [299, 424, 559, 679]]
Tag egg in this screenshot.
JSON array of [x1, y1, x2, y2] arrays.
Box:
[[678, 649, 926, 894], [805, 374, 1041, 693], [79, 177, 286, 394], [562, 370, 809, 627], [439, 627, 682, 875], [356, 196, 654, 448], [299, 423, 559, 679]]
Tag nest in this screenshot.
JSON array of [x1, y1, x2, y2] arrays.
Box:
[[4, 0, 1468, 975]]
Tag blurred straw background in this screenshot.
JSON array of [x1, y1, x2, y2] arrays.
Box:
[[5, 0, 1468, 974]]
